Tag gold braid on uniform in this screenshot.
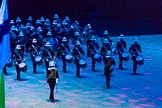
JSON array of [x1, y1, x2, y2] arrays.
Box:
[[105, 58, 113, 68], [47, 68, 57, 80]]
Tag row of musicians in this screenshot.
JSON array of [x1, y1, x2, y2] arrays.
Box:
[[3, 35, 142, 80]]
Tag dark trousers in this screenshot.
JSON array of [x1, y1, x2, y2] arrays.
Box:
[[48, 79, 56, 101], [87, 47, 90, 57], [119, 54, 123, 69], [3, 65, 7, 75], [91, 55, 96, 71], [16, 65, 21, 80], [32, 59, 37, 73], [104, 67, 111, 88], [57, 48, 61, 58], [86, 41, 90, 57], [45, 61, 49, 77], [106, 77, 110, 88], [75, 58, 80, 77], [132, 57, 137, 74], [61, 55, 66, 72]]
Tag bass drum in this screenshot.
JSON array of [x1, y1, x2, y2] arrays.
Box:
[[65, 54, 73, 63], [19, 62, 27, 72], [79, 59, 87, 68], [121, 52, 129, 61], [136, 55, 144, 65], [35, 56, 43, 65], [94, 53, 102, 62]]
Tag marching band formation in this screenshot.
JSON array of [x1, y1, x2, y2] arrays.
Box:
[[2, 13, 144, 102]]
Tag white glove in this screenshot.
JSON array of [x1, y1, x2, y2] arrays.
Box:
[[56, 78, 59, 84]]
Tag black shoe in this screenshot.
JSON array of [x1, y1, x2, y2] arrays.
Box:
[[107, 85, 111, 89], [49, 98, 55, 102], [118, 67, 123, 69], [77, 75, 81, 78], [4, 73, 8, 75], [17, 78, 21, 81]]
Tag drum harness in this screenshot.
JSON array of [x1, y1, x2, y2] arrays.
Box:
[[61, 43, 74, 63], [90, 43, 100, 55], [119, 41, 129, 58], [61, 43, 70, 55], [13, 50, 27, 72], [75, 46, 85, 60], [45, 48, 53, 62], [31, 45, 44, 65], [45, 48, 57, 66], [133, 45, 141, 57], [31, 45, 40, 57], [75, 46, 87, 68], [92, 44, 103, 62], [119, 41, 126, 53], [102, 44, 111, 56], [116, 41, 130, 64], [13, 50, 25, 64]]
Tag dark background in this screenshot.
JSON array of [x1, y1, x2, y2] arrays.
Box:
[[8, 0, 162, 36]]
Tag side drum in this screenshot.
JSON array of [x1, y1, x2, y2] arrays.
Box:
[[79, 59, 87, 68], [19, 62, 27, 72], [121, 52, 129, 61], [65, 54, 73, 63], [136, 55, 144, 65], [35, 56, 43, 65], [94, 53, 102, 62]]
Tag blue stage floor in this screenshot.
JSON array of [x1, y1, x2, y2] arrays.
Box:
[[4, 35, 162, 108]]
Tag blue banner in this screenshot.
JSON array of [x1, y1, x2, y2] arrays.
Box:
[[0, 0, 10, 70]]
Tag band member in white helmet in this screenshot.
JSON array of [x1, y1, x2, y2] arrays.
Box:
[[42, 42, 55, 77], [72, 41, 85, 78], [129, 38, 142, 75], [89, 36, 100, 71], [104, 51, 115, 88], [100, 38, 112, 60], [13, 44, 25, 80], [116, 34, 128, 69], [59, 37, 71, 72], [47, 61, 59, 102], [28, 38, 40, 73]]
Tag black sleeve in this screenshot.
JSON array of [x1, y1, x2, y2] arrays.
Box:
[[81, 48, 85, 55], [129, 45, 133, 54], [138, 44, 142, 53], [67, 45, 70, 52], [123, 41, 127, 49]]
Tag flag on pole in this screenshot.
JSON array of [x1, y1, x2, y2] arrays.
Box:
[[0, 0, 10, 69], [0, 0, 9, 108]]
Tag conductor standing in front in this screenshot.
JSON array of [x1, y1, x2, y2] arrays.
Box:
[[47, 61, 59, 102], [104, 51, 115, 88]]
